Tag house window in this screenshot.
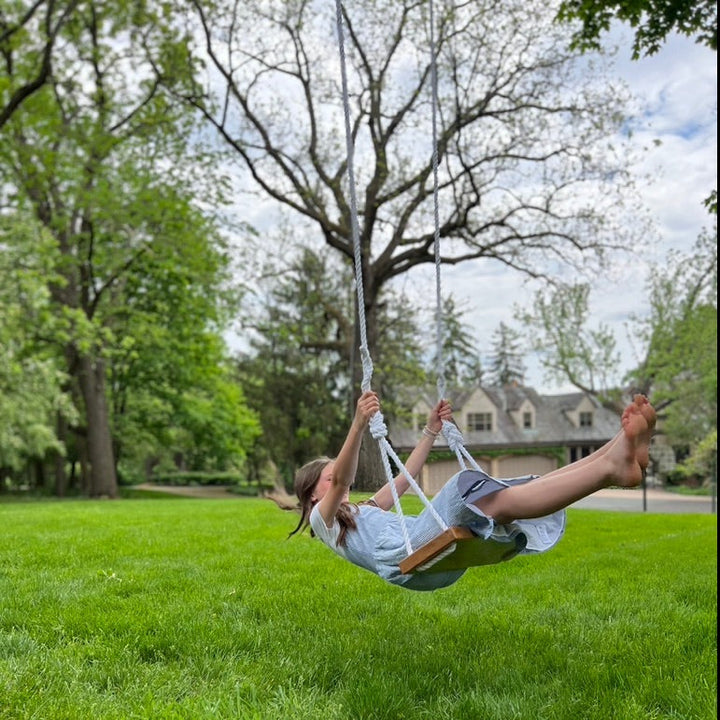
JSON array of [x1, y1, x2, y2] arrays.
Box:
[[570, 446, 594, 463], [467, 412, 492, 431], [523, 411, 532, 429], [570, 445, 597, 463], [579, 411, 593, 428]]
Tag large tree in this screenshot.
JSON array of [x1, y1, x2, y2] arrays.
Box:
[[628, 228, 717, 447], [181, 0, 643, 390], [0, 0, 234, 496], [0, 215, 77, 489], [109, 203, 260, 484], [515, 283, 623, 410]]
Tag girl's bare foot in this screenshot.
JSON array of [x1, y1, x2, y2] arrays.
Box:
[[632, 394, 657, 430], [610, 399, 655, 487]]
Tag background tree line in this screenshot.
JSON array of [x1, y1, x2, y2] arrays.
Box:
[[0, 0, 715, 496]]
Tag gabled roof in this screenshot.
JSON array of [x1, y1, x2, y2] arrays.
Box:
[[391, 385, 618, 451], [482, 384, 543, 412]]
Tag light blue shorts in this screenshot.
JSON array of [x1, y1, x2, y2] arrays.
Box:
[[374, 468, 566, 592]]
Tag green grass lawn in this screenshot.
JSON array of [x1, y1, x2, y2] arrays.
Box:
[[0, 495, 716, 720]]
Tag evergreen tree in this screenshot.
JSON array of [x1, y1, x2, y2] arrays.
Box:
[[428, 296, 483, 388], [487, 322, 527, 387], [236, 246, 426, 489]]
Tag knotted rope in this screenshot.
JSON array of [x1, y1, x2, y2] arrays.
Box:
[[334, 0, 490, 560], [427, 0, 484, 476], [334, 0, 448, 555]]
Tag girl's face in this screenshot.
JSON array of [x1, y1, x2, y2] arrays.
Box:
[[312, 462, 349, 503]]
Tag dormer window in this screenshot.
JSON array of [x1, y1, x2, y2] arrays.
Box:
[[579, 411, 593, 428], [523, 411, 532, 429], [467, 412, 492, 431]]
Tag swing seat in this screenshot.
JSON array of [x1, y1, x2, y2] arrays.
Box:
[[399, 526, 527, 574]]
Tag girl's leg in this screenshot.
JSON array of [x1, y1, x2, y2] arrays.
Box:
[[475, 396, 655, 524], [522, 395, 655, 483]]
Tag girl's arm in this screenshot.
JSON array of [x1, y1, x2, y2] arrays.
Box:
[[370, 399, 453, 511], [316, 390, 380, 526]]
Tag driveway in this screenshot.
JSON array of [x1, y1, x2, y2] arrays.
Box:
[[134, 483, 241, 499], [136, 483, 715, 514], [570, 487, 716, 514]]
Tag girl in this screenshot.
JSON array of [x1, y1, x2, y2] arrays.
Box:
[[290, 392, 655, 591]]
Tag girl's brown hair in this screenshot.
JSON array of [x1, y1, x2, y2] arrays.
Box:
[[288, 456, 359, 547]]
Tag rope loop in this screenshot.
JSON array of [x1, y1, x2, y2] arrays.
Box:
[[369, 412, 388, 439], [441, 419, 465, 453]]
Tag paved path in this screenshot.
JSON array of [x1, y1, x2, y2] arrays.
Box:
[[135, 483, 242, 499], [570, 487, 716, 514], [137, 483, 716, 514]]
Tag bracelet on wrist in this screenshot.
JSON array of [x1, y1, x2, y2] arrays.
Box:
[[422, 425, 439, 439]]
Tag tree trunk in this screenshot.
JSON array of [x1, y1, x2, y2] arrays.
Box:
[[34, 459, 46, 491], [77, 355, 118, 497], [54, 412, 68, 497], [355, 431, 386, 491]]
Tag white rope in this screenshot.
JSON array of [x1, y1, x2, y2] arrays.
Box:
[[334, 0, 373, 394], [334, 0, 450, 556], [429, 0, 446, 405], [334, 0, 481, 559], [417, 543, 457, 572]]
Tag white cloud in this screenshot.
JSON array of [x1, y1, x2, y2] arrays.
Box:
[[436, 31, 716, 394]]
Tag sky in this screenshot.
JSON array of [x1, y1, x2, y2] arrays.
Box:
[[225, 24, 717, 396], [425, 29, 717, 394]]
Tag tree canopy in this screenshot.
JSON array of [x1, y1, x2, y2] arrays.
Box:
[[556, 0, 717, 59], [178, 0, 644, 380], [0, 216, 76, 483], [0, 0, 258, 495], [629, 228, 717, 447]]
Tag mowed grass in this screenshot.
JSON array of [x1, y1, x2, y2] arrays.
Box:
[[0, 495, 716, 720]]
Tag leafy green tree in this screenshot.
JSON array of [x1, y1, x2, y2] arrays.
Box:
[[628, 228, 717, 447], [236, 248, 355, 485], [674, 429, 717, 487], [109, 211, 260, 483], [0, 0, 230, 496], [0, 0, 80, 128], [556, 0, 717, 59], [427, 296, 483, 389], [515, 283, 622, 409], [487, 322, 527, 387], [516, 225, 717, 451], [0, 215, 76, 489]]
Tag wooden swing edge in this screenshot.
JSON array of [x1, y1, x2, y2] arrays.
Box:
[[398, 526, 476, 574]]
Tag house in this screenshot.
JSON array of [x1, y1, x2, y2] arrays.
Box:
[[390, 385, 620, 495]]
